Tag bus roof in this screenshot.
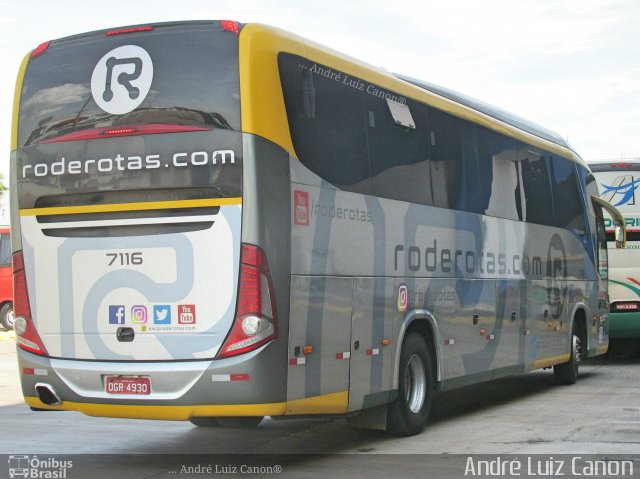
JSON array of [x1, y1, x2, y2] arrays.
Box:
[[396, 74, 575, 154], [239, 23, 586, 168]]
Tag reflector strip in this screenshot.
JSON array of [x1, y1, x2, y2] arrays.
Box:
[[365, 348, 380, 356], [444, 339, 455, 346], [486, 334, 495, 340], [211, 374, 250, 382], [20, 197, 242, 217], [288, 357, 306, 366], [335, 352, 350, 360]]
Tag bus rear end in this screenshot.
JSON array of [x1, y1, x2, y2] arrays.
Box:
[[590, 161, 640, 345], [11, 21, 287, 420]]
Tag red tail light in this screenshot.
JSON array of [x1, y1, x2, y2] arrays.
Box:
[[40, 124, 211, 144], [13, 252, 48, 356], [31, 41, 51, 58], [220, 20, 240, 35], [106, 26, 154, 36], [216, 244, 277, 359]]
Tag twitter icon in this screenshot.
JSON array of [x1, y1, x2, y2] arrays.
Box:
[[153, 305, 172, 325]]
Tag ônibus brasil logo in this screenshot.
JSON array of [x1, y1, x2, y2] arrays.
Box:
[[8, 455, 73, 478]]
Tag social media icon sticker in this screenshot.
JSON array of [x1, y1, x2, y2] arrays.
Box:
[[178, 304, 196, 324], [109, 305, 126, 324], [153, 305, 172, 325], [131, 305, 148, 325], [397, 284, 409, 312]]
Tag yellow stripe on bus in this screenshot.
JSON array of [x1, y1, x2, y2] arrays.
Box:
[[23, 390, 349, 420], [19, 197, 242, 217], [533, 353, 571, 370], [11, 53, 31, 152]]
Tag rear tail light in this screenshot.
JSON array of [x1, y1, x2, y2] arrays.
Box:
[[106, 26, 154, 36], [13, 252, 48, 356], [220, 20, 240, 35], [40, 124, 211, 144], [31, 41, 50, 58], [216, 244, 277, 359]]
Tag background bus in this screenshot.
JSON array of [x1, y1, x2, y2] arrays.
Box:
[[589, 160, 640, 354], [0, 226, 13, 330], [11, 20, 622, 436]]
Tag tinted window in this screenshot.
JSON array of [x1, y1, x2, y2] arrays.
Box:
[[551, 158, 586, 233], [279, 54, 370, 194], [0, 234, 10, 266], [19, 22, 240, 146], [520, 150, 555, 226], [427, 108, 461, 209], [366, 95, 432, 205]]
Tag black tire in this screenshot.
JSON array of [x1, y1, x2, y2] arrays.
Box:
[[0, 302, 14, 330], [554, 322, 581, 385], [386, 332, 434, 436], [190, 416, 263, 428]]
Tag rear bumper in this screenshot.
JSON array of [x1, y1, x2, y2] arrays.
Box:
[[609, 312, 640, 339], [17, 343, 288, 420]]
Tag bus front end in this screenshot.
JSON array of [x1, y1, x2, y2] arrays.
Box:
[[11, 21, 288, 421], [590, 161, 640, 346]]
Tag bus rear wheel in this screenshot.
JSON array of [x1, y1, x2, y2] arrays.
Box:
[[386, 332, 433, 436], [190, 416, 264, 428]]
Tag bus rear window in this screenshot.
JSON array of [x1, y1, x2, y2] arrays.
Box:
[[18, 22, 240, 147]]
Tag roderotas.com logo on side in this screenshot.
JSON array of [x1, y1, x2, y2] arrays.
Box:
[[8, 455, 73, 478]]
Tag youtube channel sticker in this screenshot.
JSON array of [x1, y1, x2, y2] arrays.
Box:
[[178, 305, 196, 324]]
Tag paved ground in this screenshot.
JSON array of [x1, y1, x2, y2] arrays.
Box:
[[1, 337, 638, 478]]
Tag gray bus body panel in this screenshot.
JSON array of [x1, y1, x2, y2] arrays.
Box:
[[288, 157, 602, 408]]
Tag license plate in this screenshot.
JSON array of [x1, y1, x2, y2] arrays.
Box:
[[615, 303, 638, 311], [105, 376, 151, 395]]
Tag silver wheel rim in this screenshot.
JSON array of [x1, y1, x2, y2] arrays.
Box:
[[6, 310, 14, 327], [404, 354, 426, 413], [573, 333, 581, 364]]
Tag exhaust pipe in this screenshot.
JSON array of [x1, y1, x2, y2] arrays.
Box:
[[35, 383, 62, 406]]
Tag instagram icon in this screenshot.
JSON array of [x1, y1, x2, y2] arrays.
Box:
[[131, 305, 148, 324]]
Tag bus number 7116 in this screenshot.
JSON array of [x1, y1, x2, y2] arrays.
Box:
[[106, 252, 143, 266]]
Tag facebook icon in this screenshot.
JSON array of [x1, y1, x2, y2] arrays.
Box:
[[109, 305, 126, 325]]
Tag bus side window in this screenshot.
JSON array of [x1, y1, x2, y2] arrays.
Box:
[[0, 234, 10, 267], [551, 159, 586, 235], [519, 150, 555, 226], [278, 53, 371, 195], [366, 95, 433, 205]]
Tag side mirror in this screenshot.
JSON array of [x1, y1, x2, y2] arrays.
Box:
[[615, 223, 626, 249], [592, 195, 626, 249]]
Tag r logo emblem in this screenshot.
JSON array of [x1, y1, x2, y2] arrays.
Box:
[[91, 45, 153, 115]]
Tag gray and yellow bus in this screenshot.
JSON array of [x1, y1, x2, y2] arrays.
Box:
[[11, 20, 624, 436]]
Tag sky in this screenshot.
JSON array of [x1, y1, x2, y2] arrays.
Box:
[[1, 0, 639, 189]]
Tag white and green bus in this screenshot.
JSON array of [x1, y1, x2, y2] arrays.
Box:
[[590, 160, 640, 351], [11, 20, 623, 436]]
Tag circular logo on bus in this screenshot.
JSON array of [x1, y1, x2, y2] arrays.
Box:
[[546, 233, 567, 320], [91, 45, 153, 115]]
